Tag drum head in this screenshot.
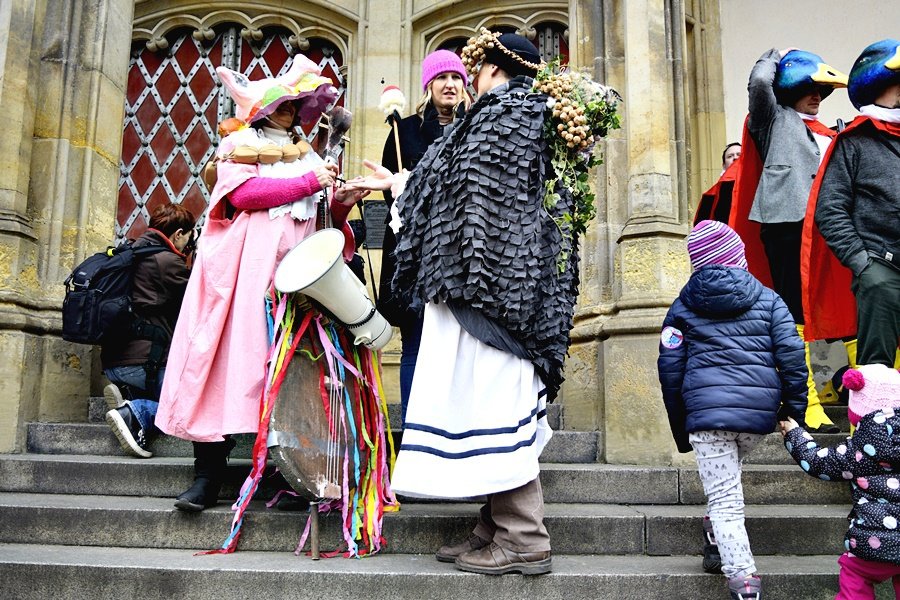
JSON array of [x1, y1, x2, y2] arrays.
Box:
[[274, 228, 345, 293], [268, 334, 368, 500]]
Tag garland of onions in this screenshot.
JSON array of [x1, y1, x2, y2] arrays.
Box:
[[534, 60, 621, 271]]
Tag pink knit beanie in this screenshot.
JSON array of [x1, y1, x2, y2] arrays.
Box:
[[421, 50, 468, 91], [845, 364, 900, 426], [687, 220, 748, 270]]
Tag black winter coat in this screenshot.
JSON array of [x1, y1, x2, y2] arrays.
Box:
[[815, 122, 900, 277], [376, 104, 446, 327], [658, 265, 808, 452], [786, 411, 900, 565]]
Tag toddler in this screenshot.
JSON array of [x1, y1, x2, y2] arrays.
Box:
[[658, 220, 809, 600], [783, 363, 900, 599]]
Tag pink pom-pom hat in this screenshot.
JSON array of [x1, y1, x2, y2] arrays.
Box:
[[845, 364, 900, 426]]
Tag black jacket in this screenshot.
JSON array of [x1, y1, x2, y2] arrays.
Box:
[[658, 265, 808, 452], [392, 77, 579, 400], [787, 411, 900, 564], [101, 230, 190, 368], [377, 104, 446, 327]]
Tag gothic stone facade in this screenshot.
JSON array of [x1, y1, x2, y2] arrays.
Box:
[[0, 0, 726, 466]]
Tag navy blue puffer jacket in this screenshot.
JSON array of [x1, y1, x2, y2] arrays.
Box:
[[657, 265, 808, 453]]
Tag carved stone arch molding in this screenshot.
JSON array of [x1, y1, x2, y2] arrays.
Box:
[[131, 5, 357, 61], [411, 2, 568, 57]]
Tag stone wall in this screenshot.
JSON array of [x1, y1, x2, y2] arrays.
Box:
[[0, 0, 134, 452]]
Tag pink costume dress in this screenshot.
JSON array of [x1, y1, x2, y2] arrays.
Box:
[[156, 125, 351, 442]]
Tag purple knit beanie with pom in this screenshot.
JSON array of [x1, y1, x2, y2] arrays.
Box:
[[421, 49, 468, 91], [687, 220, 748, 270]]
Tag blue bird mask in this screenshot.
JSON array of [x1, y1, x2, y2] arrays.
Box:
[[775, 50, 847, 106], [848, 39, 900, 109]]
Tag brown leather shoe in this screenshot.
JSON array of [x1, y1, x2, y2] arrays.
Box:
[[435, 533, 491, 563], [454, 542, 552, 575]]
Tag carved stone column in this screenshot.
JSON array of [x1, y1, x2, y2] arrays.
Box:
[[0, 0, 134, 452], [566, 0, 702, 465]]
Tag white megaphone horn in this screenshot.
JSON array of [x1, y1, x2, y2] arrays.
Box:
[[274, 228, 393, 351]]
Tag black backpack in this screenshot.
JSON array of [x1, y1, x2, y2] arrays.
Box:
[[62, 243, 167, 344]]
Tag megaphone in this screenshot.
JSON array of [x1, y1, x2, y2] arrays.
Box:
[[274, 228, 392, 351]]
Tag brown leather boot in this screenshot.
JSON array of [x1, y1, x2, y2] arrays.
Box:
[[455, 542, 552, 575], [435, 533, 491, 563]]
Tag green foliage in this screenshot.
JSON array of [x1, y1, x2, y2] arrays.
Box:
[[534, 60, 621, 271]]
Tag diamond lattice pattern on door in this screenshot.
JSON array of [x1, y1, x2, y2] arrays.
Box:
[[117, 27, 345, 241]]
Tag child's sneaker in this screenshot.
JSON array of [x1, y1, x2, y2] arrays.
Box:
[[702, 516, 722, 574], [728, 575, 761, 600]]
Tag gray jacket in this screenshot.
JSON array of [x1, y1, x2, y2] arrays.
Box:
[[815, 122, 900, 276], [747, 49, 825, 224]]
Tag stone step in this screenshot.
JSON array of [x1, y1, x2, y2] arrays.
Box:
[[824, 403, 850, 431], [744, 432, 847, 465], [26, 422, 598, 464], [31, 420, 845, 467], [0, 492, 848, 556], [0, 544, 847, 600], [87, 395, 565, 430], [0, 453, 851, 505]]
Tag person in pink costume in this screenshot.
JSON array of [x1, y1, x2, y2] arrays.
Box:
[[155, 55, 366, 511]]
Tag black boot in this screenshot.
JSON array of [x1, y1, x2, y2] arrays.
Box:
[[174, 438, 236, 512]]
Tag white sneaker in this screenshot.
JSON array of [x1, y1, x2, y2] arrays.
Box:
[[103, 383, 125, 410]]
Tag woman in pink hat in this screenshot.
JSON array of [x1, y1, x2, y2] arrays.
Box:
[[376, 49, 471, 425]]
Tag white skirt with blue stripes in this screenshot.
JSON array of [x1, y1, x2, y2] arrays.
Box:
[[390, 302, 552, 499]]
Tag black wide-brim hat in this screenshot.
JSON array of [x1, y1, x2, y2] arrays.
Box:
[[484, 33, 541, 78]]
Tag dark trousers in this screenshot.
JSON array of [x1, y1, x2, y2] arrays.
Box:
[[398, 316, 423, 426], [853, 259, 900, 366], [760, 221, 804, 324], [472, 476, 551, 553]]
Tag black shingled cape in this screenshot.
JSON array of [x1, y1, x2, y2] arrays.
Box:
[[391, 77, 581, 400]]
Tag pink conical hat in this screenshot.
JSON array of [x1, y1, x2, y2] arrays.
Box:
[[216, 55, 337, 124]]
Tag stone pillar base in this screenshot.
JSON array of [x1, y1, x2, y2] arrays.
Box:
[[0, 331, 94, 453], [601, 326, 682, 466]]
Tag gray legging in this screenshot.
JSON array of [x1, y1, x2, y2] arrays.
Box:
[[690, 430, 764, 580]]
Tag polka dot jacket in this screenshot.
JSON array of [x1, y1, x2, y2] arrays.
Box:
[[786, 409, 900, 565]]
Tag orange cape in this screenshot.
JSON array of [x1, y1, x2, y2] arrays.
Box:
[[728, 115, 839, 292], [727, 116, 773, 288], [800, 115, 900, 341]]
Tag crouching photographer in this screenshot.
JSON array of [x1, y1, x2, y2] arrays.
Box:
[[101, 203, 195, 458]]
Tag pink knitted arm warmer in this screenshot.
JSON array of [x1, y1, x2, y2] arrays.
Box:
[[228, 172, 323, 210]]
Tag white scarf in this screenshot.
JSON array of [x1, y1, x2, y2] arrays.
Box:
[[798, 113, 832, 164], [860, 104, 900, 124]]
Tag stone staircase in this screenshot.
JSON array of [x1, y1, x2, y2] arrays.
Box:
[[1, 402, 890, 599]]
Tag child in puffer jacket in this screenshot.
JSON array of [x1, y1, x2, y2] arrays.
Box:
[[783, 363, 900, 599], [658, 220, 809, 600]]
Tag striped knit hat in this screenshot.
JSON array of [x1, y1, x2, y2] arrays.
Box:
[[687, 220, 748, 270]]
